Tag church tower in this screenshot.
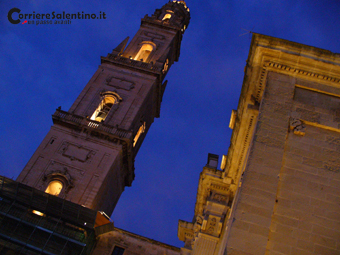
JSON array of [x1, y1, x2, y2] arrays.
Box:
[[16, 1, 190, 216]]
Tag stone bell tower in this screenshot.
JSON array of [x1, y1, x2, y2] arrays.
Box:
[[16, 1, 190, 216]]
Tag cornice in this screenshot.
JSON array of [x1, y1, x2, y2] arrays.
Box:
[[224, 34, 340, 186], [254, 59, 340, 103]]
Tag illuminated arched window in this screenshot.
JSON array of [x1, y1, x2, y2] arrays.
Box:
[[134, 43, 155, 62], [162, 13, 172, 21], [45, 180, 63, 196], [91, 93, 121, 122]]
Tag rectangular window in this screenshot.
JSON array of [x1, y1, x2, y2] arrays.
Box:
[[112, 246, 125, 255], [133, 122, 146, 147]]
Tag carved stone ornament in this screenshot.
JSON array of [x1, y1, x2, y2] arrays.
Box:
[[143, 31, 165, 40], [206, 217, 217, 235], [106, 75, 135, 91], [58, 141, 96, 163], [290, 117, 306, 136], [211, 193, 228, 203], [191, 215, 204, 247], [210, 183, 229, 192]]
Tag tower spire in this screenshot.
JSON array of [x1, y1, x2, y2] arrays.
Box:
[[112, 36, 130, 55]]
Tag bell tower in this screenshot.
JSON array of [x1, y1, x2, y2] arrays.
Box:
[[17, 1, 190, 216]]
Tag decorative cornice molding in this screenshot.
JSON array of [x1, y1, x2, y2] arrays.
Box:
[[210, 183, 230, 193], [265, 61, 340, 84], [255, 60, 340, 103], [230, 53, 340, 181]]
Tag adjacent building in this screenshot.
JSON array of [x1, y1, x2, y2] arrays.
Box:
[[179, 34, 340, 255]]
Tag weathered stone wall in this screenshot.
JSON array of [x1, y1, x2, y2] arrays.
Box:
[[226, 72, 295, 254], [269, 81, 340, 254], [226, 71, 340, 254]]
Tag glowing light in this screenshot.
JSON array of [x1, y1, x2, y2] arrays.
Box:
[[91, 96, 118, 122], [33, 210, 45, 216], [134, 44, 154, 62], [162, 13, 172, 21], [45, 180, 63, 196], [133, 122, 146, 147]]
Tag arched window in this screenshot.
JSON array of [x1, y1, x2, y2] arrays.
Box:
[[45, 180, 63, 196], [91, 93, 121, 122], [162, 13, 172, 21], [42, 169, 74, 197], [134, 43, 155, 62]]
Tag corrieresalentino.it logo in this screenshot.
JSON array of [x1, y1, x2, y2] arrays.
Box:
[[8, 8, 107, 25]]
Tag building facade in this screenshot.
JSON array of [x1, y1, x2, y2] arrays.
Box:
[[178, 34, 340, 255]]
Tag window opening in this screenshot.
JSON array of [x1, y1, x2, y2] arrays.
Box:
[[134, 43, 154, 62], [45, 180, 63, 196], [91, 93, 120, 122], [162, 13, 172, 21], [94, 103, 113, 122], [112, 246, 125, 255], [133, 122, 146, 147]]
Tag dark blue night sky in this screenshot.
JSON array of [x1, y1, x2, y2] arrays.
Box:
[[1, 0, 339, 248]]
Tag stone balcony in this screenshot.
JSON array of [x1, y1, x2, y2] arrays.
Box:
[[52, 108, 132, 140], [101, 53, 163, 76]]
